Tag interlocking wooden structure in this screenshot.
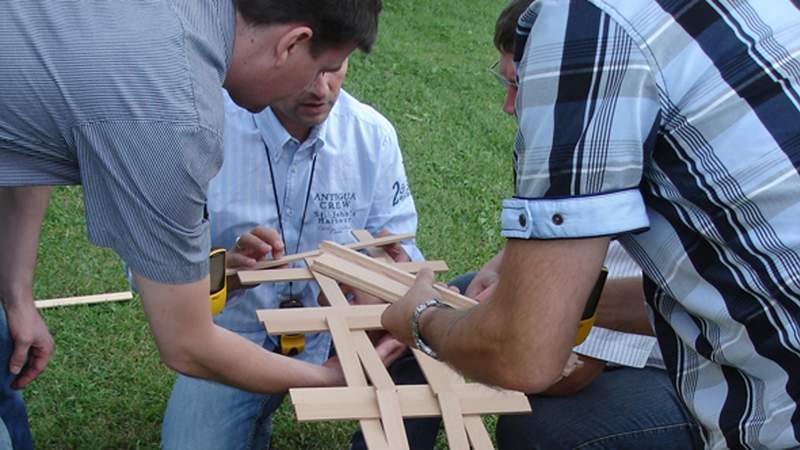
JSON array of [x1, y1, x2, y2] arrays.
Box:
[[246, 231, 531, 449]]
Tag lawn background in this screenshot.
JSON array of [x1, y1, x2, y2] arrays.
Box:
[[25, 0, 517, 447]]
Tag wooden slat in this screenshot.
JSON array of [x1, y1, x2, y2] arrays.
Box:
[[464, 415, 494, 450], [313, 254, 409, 301], [328, 314, 367, 386], [352, 229, 394, 263], [225, 232, 416, 276], [238, 268, 312, 285], [352, 332, 395, 388], [312, 272, 390, 450], [237, 261, 449, 285], [411, 349, 464, 394], [319, 241, 477, 309], [439, 392, 469, 450], [313, 272, 351, 308], [257, 304, 386, 334], [289, 385, 532, 421], [376, 389, 409, 450], [35, 291, 133, 309]]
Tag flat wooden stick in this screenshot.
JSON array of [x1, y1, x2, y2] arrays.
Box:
[[318, 241, 477, 309], [225, 232, 416, 276], [35, 291, 133, 309], [312, 273, 391, 450], [237, 261, 449, 286], [313, 253, 410, 301], [439, 392, 470, 450], [464, 416, 495, 450], [352, 229, 394, 263], [289, 385, 532, 421], [376, 388, 410, 450], [257, 304, 386, 335], [352, 332, 395, 388]]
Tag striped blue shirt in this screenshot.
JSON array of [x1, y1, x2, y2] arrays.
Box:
[[503, 1, 800, 448], [0, 0, 235, 283], [208, 90, 422, 341]]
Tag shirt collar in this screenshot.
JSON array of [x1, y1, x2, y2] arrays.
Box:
[[253, 108, 328, 162]]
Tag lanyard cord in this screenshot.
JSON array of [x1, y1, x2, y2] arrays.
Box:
[[265, 141, 318, 299]]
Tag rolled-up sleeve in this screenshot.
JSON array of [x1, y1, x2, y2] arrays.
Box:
[[502, 0, 659, 240]]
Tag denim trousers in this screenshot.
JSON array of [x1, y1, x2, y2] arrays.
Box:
[[160, 329, 330, 450], [0, 306, 33, 450], [351, 273, 703, 450]]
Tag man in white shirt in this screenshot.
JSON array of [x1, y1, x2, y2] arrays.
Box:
[[161, 60, 419, 449]]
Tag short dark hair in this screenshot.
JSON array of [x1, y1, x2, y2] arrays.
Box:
[[494, 0, 534, 53], [236, 0, 382, 55]]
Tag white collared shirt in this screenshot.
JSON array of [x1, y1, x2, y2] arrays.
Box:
[[208, 89, 422, 334]]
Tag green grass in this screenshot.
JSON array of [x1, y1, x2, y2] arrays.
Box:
[[25, 1, 516, 447]]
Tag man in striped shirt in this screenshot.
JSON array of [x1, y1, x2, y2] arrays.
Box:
[[384, 1, 800, 448]]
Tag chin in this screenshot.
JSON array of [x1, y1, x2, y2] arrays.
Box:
[[227, 90, 268, 113]]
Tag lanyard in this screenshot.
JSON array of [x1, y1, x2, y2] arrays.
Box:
[[264, 140, 318, 298]]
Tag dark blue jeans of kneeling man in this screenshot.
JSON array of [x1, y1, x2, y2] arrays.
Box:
[[0, 305, 34, 450], [350, 272, 703, 450]]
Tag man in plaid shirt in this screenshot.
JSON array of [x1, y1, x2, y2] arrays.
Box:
[[384, 1, 800, 448]]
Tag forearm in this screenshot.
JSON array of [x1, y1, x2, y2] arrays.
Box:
[[0, 186, 51, 304], [593, 277, 654, 336], [137, 274, 337, 394], [178, 325, 334, 393], [420, 238, 609, 392]]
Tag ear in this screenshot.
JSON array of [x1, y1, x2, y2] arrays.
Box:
[[275, 25, 313, 67]]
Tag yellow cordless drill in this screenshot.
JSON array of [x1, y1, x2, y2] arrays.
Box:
[[208, 248, 227, 316], [574, 267, 608, 345]]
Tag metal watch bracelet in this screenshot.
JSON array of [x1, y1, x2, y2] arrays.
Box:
[[411, 298, 453, 360]]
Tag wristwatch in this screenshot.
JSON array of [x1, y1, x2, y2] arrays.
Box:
[[411, 298, 453, 360]]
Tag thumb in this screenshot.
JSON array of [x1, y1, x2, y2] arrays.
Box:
[[412, 268, 435, 288]]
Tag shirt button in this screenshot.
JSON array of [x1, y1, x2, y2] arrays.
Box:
[[518, 213, 527, 227], [290, 165, 298, 174], [286, 208, 294, 217], [552, 213, 564, 225]]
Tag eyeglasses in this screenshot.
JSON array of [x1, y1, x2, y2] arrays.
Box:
[[488, 60, 518, 90]]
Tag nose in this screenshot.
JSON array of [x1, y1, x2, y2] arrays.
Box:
[[308, 72, 330, 97]]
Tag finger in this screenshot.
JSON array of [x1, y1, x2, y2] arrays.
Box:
[[411, 268, 435, 290], [251, 227, 284, 258], [448, 285, 460, 294], [235, 233, 272, 257], [12, 346, 51, 390], [377, 229, 410, 262], [226, 252, 257, 269], [475, 283, 497, 303], [8, 339, 31, 376], [465, 278, 486, 298]]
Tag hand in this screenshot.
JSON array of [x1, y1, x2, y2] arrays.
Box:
[[373, 333, 407, 367], [227, 226, 285, 269], [375, 229, 410, 263], [381, 268, 439, 346], [341, 284, 385, 306], [465, 266, 499, 302], [4, 301, 54, 389]]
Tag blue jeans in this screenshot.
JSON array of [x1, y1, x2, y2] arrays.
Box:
[[161, 329, 330, 450], [496, 366, 702, 449], [0, 306, 33, 450], [351, 273, 703, 450]]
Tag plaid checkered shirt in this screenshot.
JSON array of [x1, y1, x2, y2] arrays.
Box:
[[502, 1, 800, 448]]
